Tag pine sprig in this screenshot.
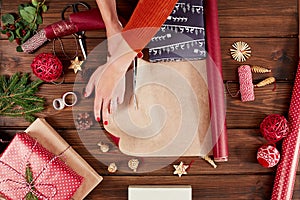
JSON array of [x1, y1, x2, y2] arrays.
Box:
[[0, 73, 44, 122], [25, 163, 39, 200]]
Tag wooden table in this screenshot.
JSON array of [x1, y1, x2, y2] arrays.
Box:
[[0, 0, 299, 199]]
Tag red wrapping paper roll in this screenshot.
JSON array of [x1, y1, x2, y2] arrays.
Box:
[[271, 3, 300, 198], [271, 61, 300, 200], [204, 0, 228, 162]]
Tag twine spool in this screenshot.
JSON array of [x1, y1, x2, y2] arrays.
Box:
[[260, 114, 289, 143], [31, 53, 63, 82], [238, 65, 254, 102]]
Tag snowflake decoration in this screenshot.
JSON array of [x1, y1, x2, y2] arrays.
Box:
[[230, 41, 251, 62]]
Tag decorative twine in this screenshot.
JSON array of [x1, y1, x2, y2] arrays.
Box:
[[0, 136, 71, 199], [225, 81, 240, 98], [0, 139, 10, 144], [52, 35, 79, 60]]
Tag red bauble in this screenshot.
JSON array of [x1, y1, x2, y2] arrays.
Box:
[[260, 114, 289, 143], [31, 53, 63, 82], [257, 144, 280, 168]]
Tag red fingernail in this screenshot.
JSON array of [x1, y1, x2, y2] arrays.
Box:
[[104, 121, 108, 125], [137, 51, 143, 58], [96, 117, 100, 122]]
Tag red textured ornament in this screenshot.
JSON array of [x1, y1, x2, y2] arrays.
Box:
[[260, 114, 289, 143], [31, 53, 63, 82], [257, 144, 280, 168]]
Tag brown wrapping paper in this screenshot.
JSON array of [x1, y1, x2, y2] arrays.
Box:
[[106, 59, 213, 157], [25, 118, 102, 200]]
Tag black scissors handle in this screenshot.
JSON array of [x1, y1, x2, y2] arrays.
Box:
[[61, 2, 90, 20]]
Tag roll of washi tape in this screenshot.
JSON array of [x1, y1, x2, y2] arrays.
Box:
[[53, 98, 65, 110], [62, 91, 78, 107], [238, 65, 254, 102]]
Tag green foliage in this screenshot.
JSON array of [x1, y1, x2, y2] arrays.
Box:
[[25, 163, 39, 200], [0, 0, 48, 51], [0, 73, 45, 122]]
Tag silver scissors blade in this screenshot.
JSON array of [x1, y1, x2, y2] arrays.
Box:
[[78, 34, 87, 60]]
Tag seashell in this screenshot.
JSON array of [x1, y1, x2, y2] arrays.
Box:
[[251, 65, 271, 73], [97, 141, 110, 153], [254, 77, 276, 88], [128, 158, 140, 172], [108, 162, 118, 173], [230, 41, 251, 62]]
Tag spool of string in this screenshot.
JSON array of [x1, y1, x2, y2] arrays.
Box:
[[238, 65, 254, 102], [31, 53, 63, 82]]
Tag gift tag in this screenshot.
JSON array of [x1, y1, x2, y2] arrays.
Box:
[[128, 185, 192, 200]]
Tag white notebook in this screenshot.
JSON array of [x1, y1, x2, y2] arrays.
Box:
[[128, 185, 192, 200]]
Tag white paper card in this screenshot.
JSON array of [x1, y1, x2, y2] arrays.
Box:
[[128, 185, 192, 200]]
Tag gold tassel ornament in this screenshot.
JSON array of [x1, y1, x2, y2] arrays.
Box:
[[251, 65, 271, 73], [254, 77, 276, 88]]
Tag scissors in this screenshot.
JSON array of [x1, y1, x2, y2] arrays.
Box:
[[61, 2, 90, 60]]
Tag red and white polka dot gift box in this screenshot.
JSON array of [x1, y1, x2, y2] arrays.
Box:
[[0, 133, 83, 200]]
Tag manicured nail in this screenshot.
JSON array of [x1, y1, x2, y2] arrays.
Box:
[[137, 51, 144, 58], [104, 121, 108, 126], [82, 88, 87, 97], [96, 117, 100, 122]]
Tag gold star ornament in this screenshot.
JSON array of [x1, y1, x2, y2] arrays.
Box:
[[69, 56, 83, 73], [173, 161, 189, 177]]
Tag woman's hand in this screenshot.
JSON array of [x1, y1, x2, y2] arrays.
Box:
[[85, 44, 136, 124]]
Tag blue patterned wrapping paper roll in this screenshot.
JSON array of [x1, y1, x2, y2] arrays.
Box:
[[148, 0, 206, 62]]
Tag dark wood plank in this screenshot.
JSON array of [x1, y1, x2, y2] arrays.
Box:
[[0, 37, 298, 83], [226, 83, 292, 128], [219, 15, 298, 38], [2, 128, 299, 175], [85, 175, 291, 200], [222, 38, 299, 81], [218, 0, 297, 16], [0, 82, 293, 128]]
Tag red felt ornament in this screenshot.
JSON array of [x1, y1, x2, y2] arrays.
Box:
[[31, 53, 63, 82], [257, 144, 280, 168], [260, 114, 289, 143]]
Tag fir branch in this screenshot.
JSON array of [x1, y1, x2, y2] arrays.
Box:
[[0, 73, 45, 122]]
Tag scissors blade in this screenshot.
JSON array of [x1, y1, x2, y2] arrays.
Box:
[[78, 35, 87, 60], [133, 57, 138, 109]]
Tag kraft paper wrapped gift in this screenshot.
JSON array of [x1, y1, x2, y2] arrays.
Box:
[[24, 118, 103, 199]]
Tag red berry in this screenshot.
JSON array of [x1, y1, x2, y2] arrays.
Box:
[[15, 38, 21, 45], [22, 30, 27, 36], [6, 32, 11, 37], [1, 26, 6, 31], [9, 24, 16, 30]]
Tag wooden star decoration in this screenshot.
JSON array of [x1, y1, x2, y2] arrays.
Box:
[[69, 56, 83, 73], [173, 161, 189, 177]]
